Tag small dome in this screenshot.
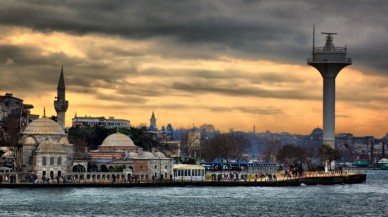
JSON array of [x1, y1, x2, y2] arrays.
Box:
[[23, 136, 37, 145], [59, 137, 70, 145], [23, 118, 65, 135], [311, 128, 323, 136], [127, 152, 139, 158], [154, 152, 166, 158], [100, 132, 136, 147], [37, 138, 66, 154], [140, 151, 155, 159]]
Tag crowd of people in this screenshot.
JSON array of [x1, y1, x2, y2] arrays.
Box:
[[210, 172, 280, 182]]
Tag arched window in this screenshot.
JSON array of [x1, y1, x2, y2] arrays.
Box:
[[28, 156, 33, 165], [57, 157, 62, 165], [100, 164, 108, 172], [154, 165, 157, 169], [42, 157, 46, 166], [50, 157, 54, 165]]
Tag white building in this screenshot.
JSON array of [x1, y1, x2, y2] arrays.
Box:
[[72, 115, 130, 128]]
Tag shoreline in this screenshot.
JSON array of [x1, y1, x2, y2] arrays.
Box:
[[0, 174, 366, 188]]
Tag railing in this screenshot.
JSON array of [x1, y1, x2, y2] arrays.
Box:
[[313, 47, 347, 53], [307, 58, 352, 64]]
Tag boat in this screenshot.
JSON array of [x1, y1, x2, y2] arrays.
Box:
[[377, 158, 388, 170], [352, 160, 369, 167]]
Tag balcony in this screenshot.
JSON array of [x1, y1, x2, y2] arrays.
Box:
[[307, 58, 352, 64], [313, 46, 347, 53]]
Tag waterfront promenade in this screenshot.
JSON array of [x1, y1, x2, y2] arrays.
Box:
[[0, 172, 366, 188]]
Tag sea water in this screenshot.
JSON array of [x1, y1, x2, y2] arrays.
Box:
[[0, 170, 387, 217]]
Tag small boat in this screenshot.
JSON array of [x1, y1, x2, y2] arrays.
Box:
[[377, 158, 388, 170]]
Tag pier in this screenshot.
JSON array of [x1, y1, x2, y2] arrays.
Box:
[[0, 172, 366, 188]]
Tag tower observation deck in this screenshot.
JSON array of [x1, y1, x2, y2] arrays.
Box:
[[307, 32, 352, 149]]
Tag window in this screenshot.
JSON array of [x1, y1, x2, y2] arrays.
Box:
[[57, 157, 62, 165], [154, 165, 157, 169], [165, 165, 167, 169], [42, 157, 46, 165], [28, 156, 33, 165], [50, 157, 54, 165]]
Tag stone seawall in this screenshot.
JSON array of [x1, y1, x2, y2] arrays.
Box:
[[0, 174, 366, 188]]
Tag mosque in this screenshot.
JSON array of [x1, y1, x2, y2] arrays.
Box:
[[14, 67, 173, 182]]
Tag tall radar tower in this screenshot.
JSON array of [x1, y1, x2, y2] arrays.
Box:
[[307, 30, 352, 149]]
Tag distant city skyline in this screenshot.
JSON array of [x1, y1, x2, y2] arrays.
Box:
[[1, 1, 387, 137]]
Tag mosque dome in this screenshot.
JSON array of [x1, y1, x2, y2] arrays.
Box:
[[311, 128, 323, 136], [140, 151, 155, 159], [23, 136, 37, 145], [154, 152, 166, 158], [36, 138, 66, 154], [100, 132, 136, 147], [23, 118, 65, 135], [127, 152, 139, 158], [59, 137, 70, 145]]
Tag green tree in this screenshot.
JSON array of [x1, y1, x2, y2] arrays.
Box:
[[68, 126, 160, 152], [319, 144, 340, 170]]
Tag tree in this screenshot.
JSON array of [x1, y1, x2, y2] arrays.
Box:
[[276, 144, 308, 166], [68, 126, 161, 152], [319, 144, 340, 170], [263, 139, 281, 162], [200, 133, 249, 162]]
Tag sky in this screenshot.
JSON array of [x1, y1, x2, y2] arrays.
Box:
[[0, 0, 387, 137]]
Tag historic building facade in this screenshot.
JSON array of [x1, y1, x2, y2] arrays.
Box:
[[87, 132, 173, 181], [17, 117, 74, 179]]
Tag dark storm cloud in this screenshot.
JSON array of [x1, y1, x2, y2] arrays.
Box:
[[139, 67, 304, 84], [0, 45, 77, 67], [78, 102, 281, 116], [0, 44, 130, 94], [171, 81, 318, 100], [1, 0, 388, 111], [2, 0, 388, 72], [95, 92, 148, 103]]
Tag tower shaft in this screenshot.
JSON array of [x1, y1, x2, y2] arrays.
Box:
[[323, 77, 335, 146]]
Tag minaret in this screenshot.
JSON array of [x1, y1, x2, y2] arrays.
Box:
[[149, 111, 157, 131], [54, 66, 69, 129], [307, 30, 352, 148]]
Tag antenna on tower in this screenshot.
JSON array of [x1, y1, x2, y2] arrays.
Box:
[[312, 25, 315, 60]]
